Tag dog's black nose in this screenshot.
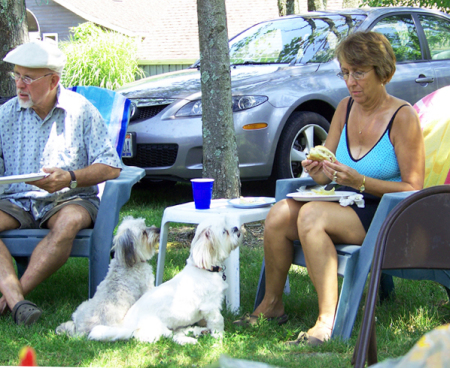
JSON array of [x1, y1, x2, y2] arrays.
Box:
[[148, 226, 160, 234], [232, 227, 239, 234]]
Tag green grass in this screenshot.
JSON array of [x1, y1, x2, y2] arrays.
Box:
[[1, 181, 449, 367]]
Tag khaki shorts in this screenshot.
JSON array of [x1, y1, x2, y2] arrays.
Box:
[[0, 198, 98, 229]]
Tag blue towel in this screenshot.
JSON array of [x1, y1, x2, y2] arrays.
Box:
[[67, 86, 131, 158]]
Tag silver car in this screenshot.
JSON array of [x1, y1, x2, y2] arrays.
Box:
[[118, 7, 450, 182]]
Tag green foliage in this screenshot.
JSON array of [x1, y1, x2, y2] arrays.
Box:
[[59, 22, 144, 90], [359, 0, 450, 14], [68, 22, 104, 42]]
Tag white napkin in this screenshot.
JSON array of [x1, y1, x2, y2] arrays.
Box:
[[339, 194, 365, 208]]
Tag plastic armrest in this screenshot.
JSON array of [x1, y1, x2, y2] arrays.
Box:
[[91, 166, 145, 245], [275, 177, 317, 201]]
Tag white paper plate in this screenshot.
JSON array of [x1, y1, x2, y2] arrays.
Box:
[[0, 173, 48, 185], [228, 197, 276, 208], [287, 191, 356, 202]]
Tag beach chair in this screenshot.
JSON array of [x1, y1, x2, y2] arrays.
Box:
[[1, 86, 145, 298]]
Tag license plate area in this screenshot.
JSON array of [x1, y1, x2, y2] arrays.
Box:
[[122, 132, 136, 158]]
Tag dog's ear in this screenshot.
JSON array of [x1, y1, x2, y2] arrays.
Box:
[[191, 227, 217, 269], [113, 228, 137, 267]]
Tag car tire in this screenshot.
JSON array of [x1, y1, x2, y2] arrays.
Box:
[[273, 111, 330, 180]]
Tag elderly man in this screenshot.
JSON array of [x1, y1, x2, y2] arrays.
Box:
[[0, 41, 122, 325]]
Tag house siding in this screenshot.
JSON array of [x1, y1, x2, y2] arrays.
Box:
[[140, 64, 191, 78], [26, 0, 85, 42]]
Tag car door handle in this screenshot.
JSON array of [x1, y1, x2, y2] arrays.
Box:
[[415, 76, 434, 84]]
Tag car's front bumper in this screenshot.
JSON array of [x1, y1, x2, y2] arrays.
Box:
[[122, 100, 289, 181]]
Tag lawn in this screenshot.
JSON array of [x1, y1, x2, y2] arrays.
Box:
[[0, 181, 449, 367]]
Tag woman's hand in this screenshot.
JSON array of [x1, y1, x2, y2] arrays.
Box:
[[322, 161, 364, 189], [302, 159, 324, 177]]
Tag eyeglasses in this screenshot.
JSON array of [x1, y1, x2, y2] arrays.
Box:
[[10, 72, 53, 85], [336, 69, 373, 81]]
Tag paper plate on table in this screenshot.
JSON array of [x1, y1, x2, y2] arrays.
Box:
[[287, 191, 356, 202], [0, 173, 48, 185], [228, 197, 276, 208]]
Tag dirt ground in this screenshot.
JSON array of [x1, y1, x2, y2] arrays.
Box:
[[166, 221, 265, 249]]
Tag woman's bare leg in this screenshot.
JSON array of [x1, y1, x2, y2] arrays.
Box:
[[252, 199, 304, 319], [299, 201, 366, 341]]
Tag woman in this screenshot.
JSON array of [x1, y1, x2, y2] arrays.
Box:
[[234, 32, 425, 345]]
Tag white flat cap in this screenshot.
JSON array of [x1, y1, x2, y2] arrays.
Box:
[[3, 40, 67, 73]]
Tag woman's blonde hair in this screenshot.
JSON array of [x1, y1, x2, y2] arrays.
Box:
[[335, 32, 396, 84]]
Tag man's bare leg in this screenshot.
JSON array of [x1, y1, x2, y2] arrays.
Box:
[[0, 211, 23, 314], [0, 205, 91, 314]]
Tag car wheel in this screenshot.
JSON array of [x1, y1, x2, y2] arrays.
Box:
[[273, 111, 330, 179]]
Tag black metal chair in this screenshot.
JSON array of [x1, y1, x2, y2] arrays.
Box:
[[352, 185, 450, 367]]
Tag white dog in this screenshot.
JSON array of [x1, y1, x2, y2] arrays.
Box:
[[56, 216, 160, 337], [89, 217, 242, 345]]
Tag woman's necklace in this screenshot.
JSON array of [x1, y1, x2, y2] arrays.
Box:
[[358, 122, 372, 134], [357, 104, 384, 134]]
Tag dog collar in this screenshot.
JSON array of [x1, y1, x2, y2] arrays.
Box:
[[209, 266, 222, 273], [200, 265, 227, 281]]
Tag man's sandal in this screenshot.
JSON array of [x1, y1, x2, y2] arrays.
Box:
[[12, 300, 42, 326]]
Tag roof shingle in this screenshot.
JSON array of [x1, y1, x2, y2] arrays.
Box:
[[53, 0, 279, 62]]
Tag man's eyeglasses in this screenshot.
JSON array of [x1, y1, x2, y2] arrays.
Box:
[[9, 72, 53, 85], [336, 69, 373, 81]]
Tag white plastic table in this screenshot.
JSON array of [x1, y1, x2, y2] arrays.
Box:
[[156, 198, 273, 312]]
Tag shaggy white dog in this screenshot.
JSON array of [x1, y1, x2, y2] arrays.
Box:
[[89, 217, 242, 345], [56, 216, 160, 337]]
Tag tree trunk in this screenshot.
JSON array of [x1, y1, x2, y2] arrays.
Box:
[[0, 0, 29, 97], [342, 0, 360, 8], [308, 0, 327, 11], [278, 0, 300, 16], [197, 0, 240, 199]]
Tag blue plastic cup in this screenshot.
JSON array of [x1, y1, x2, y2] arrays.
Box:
[[191, 178, 214, 210]]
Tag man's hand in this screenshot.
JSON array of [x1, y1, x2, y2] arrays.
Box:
[[26, 167, 71, 193]]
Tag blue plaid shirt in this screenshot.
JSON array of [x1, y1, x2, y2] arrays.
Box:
[[0, 85, 122, 220]]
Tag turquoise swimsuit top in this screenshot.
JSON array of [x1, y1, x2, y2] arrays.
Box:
[[335, 98, 405, 182]]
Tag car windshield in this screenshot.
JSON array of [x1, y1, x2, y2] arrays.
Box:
[[229, 14, 366, 65]]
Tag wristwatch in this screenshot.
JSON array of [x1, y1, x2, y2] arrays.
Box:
[[359, 175, 366, 193], [69, 170, 77, 189]]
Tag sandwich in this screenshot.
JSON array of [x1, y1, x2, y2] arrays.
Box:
[[307, 145, 336, 162]]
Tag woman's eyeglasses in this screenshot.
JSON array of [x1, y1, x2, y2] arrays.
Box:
[[337, 69, 373, 81], [9, 72, 53, 85]]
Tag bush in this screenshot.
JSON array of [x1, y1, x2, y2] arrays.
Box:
[[59, 22, 144, 89]]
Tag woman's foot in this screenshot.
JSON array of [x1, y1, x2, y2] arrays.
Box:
[[254, 299, 285, 320], [233, 312, 289, 326], [233, 299, 287, 326], [306, 318, 333, 344], [286, 317, 333, 346]]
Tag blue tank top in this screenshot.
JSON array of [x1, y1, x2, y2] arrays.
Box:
[[335, 99, 404, 182]]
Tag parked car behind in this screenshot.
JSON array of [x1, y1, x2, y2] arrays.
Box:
[[118, 7, 450, 182]]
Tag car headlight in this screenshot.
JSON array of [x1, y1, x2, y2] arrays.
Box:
[[175, 95, 268, 117]]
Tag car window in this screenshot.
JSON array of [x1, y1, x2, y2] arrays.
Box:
[[229, 15, 366, 65], [418, 14, 450, 60], [371, 15, 422, 62]]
